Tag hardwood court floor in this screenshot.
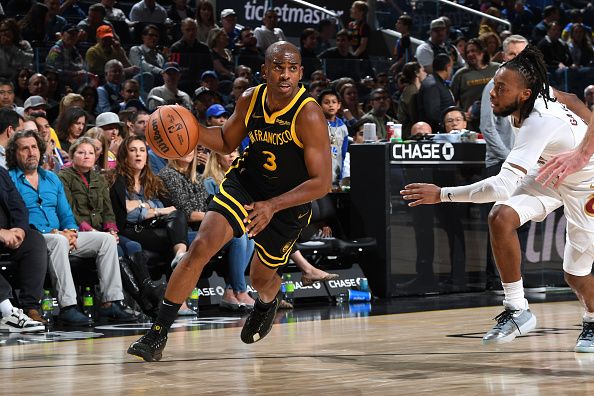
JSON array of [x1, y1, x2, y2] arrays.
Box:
[[1, 300, 594, 395]]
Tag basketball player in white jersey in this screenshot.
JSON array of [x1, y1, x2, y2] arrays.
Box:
[[401, 45, 594, 352]]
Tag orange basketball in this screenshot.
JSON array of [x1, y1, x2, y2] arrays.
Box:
[[145, 105, 200, 159]]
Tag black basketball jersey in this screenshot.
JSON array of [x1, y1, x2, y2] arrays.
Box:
[[231, 83, 317, 201]]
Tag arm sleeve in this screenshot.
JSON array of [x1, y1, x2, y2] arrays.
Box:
[[440, 164, 524, 203], [479, 81, 511, 161]]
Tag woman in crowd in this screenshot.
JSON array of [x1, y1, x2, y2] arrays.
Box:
[[568, 23, 594, 67], [207, 27, 234, 81], [58, 93, 85, 115], [109, 135, 188, 269], [479, 32, 503, 63], [84, 127, 113, 171], [339, 82, 365, 132], [0, 18, 33, 82], [45, 71, 62, 104], [195, 0, 218, 44], [55, 106, 87, 153], [397, 61, 427, 139], [13, 67, 32, 106]]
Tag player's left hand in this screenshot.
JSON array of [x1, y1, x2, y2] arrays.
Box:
[[536, 149, 589, 188], [244, 201, 275, 237], [400, 183, 441, 206]]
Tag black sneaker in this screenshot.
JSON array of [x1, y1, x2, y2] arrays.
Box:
[[240, 298, 279, 344], [127, 324, 168, 362]]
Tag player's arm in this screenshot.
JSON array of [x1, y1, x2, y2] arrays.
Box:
[[401, 162, 526, 206], [537, 89, 594, 187], [197, 88, 255, 154], [244, 101, 332, 237]]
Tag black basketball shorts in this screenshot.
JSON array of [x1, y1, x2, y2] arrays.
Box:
[[207, 174, 312, 268]]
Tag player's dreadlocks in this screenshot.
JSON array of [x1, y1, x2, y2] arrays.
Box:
[[500, 44, 555, 122]]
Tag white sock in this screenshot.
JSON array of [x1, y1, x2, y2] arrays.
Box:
[[502, 278, 528, 310], [583, 312, 594, 323], [0, 299, 14, 317]]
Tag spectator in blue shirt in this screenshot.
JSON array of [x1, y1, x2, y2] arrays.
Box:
[[7, 130, 133, 325]]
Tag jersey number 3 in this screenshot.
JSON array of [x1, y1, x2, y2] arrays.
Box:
[[262, 151, 277, 171]]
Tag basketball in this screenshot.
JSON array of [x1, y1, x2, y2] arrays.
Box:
[[145, 105, 200, 159]]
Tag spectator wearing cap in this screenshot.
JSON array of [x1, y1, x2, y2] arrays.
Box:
[[255, 9, 286, 51], [97, 60, 125, 114], [86, 25, 138, 78], [119, 79, 148, 112], [193, 86, 222, 125], [130, 0, 167, 24], [0, 108, 21, 168], [23, 95, 61, 151], [129, 24, 165, 91], [205, 104, 229, 127], [207, 28, 235, 81], [45, 24, 95, 92], [199, 70, 220, 94], [76, 3, 114, 44], [95, 112, 125, 157], [220, 8, 240, 50], [169, 18, 213, 94], [236, 27, 265, 74], [147, 62, 192, 111], [415, 18, 464, 74]]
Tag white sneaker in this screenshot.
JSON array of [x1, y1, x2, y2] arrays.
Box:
[[0, 308, 46, 333]]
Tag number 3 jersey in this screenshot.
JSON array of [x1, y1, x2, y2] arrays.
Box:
[[230, 83, 317, 201]]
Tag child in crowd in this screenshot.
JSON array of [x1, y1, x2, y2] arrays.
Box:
[[318, 89, 349, 187]]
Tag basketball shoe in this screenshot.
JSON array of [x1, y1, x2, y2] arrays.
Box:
[[482, 307, 537, 344], [0, 308, 45, 333], [127, 324, 168, 362], [574, 321, 594, 353], [240, 298, 279, 344]]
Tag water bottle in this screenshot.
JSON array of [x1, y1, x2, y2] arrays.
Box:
[[280, 278, 287, 300], [186, 287, 200, 314], [41, 290, 53, 325], [285, 274, 295, 305], [82, 286, 94, 320]]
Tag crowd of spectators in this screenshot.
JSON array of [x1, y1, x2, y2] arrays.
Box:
[[3, 0, 594, 330]]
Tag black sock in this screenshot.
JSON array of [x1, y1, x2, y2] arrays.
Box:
[[153, 298, 181, 332], [255, 298, 275, 312]]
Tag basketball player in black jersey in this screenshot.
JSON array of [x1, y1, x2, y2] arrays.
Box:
[[127, 41, 331, 362]]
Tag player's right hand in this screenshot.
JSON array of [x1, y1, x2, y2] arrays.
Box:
[[400, 183, 441, 206]]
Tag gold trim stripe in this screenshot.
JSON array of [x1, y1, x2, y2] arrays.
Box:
[[213, 196, 246, 233], [290, 97, 318, 149]]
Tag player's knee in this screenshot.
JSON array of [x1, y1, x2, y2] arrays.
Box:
[[488, 205, 518, 234]]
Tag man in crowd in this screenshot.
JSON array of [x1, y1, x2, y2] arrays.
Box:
[[85, 25, 138, 79], [146, 62, 192, 111], [169, 18, 213, 94], [360, 88, 397, 140], [7, 130, 132, 325], [96, 60, 125, 114], [417, 53, 455, 132], [415, 18, 464, 74]]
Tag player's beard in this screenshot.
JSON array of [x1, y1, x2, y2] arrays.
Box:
[[493, 98, 521, 117]]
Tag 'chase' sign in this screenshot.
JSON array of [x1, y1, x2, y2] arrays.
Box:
[[390, 142, 485, 165]]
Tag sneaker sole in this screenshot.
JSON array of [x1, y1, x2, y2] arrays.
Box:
[[127, 344, 162, 362], [574, 345, 594, 353], [0, 325, 46, 333], [482, 314, 538, 345]]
